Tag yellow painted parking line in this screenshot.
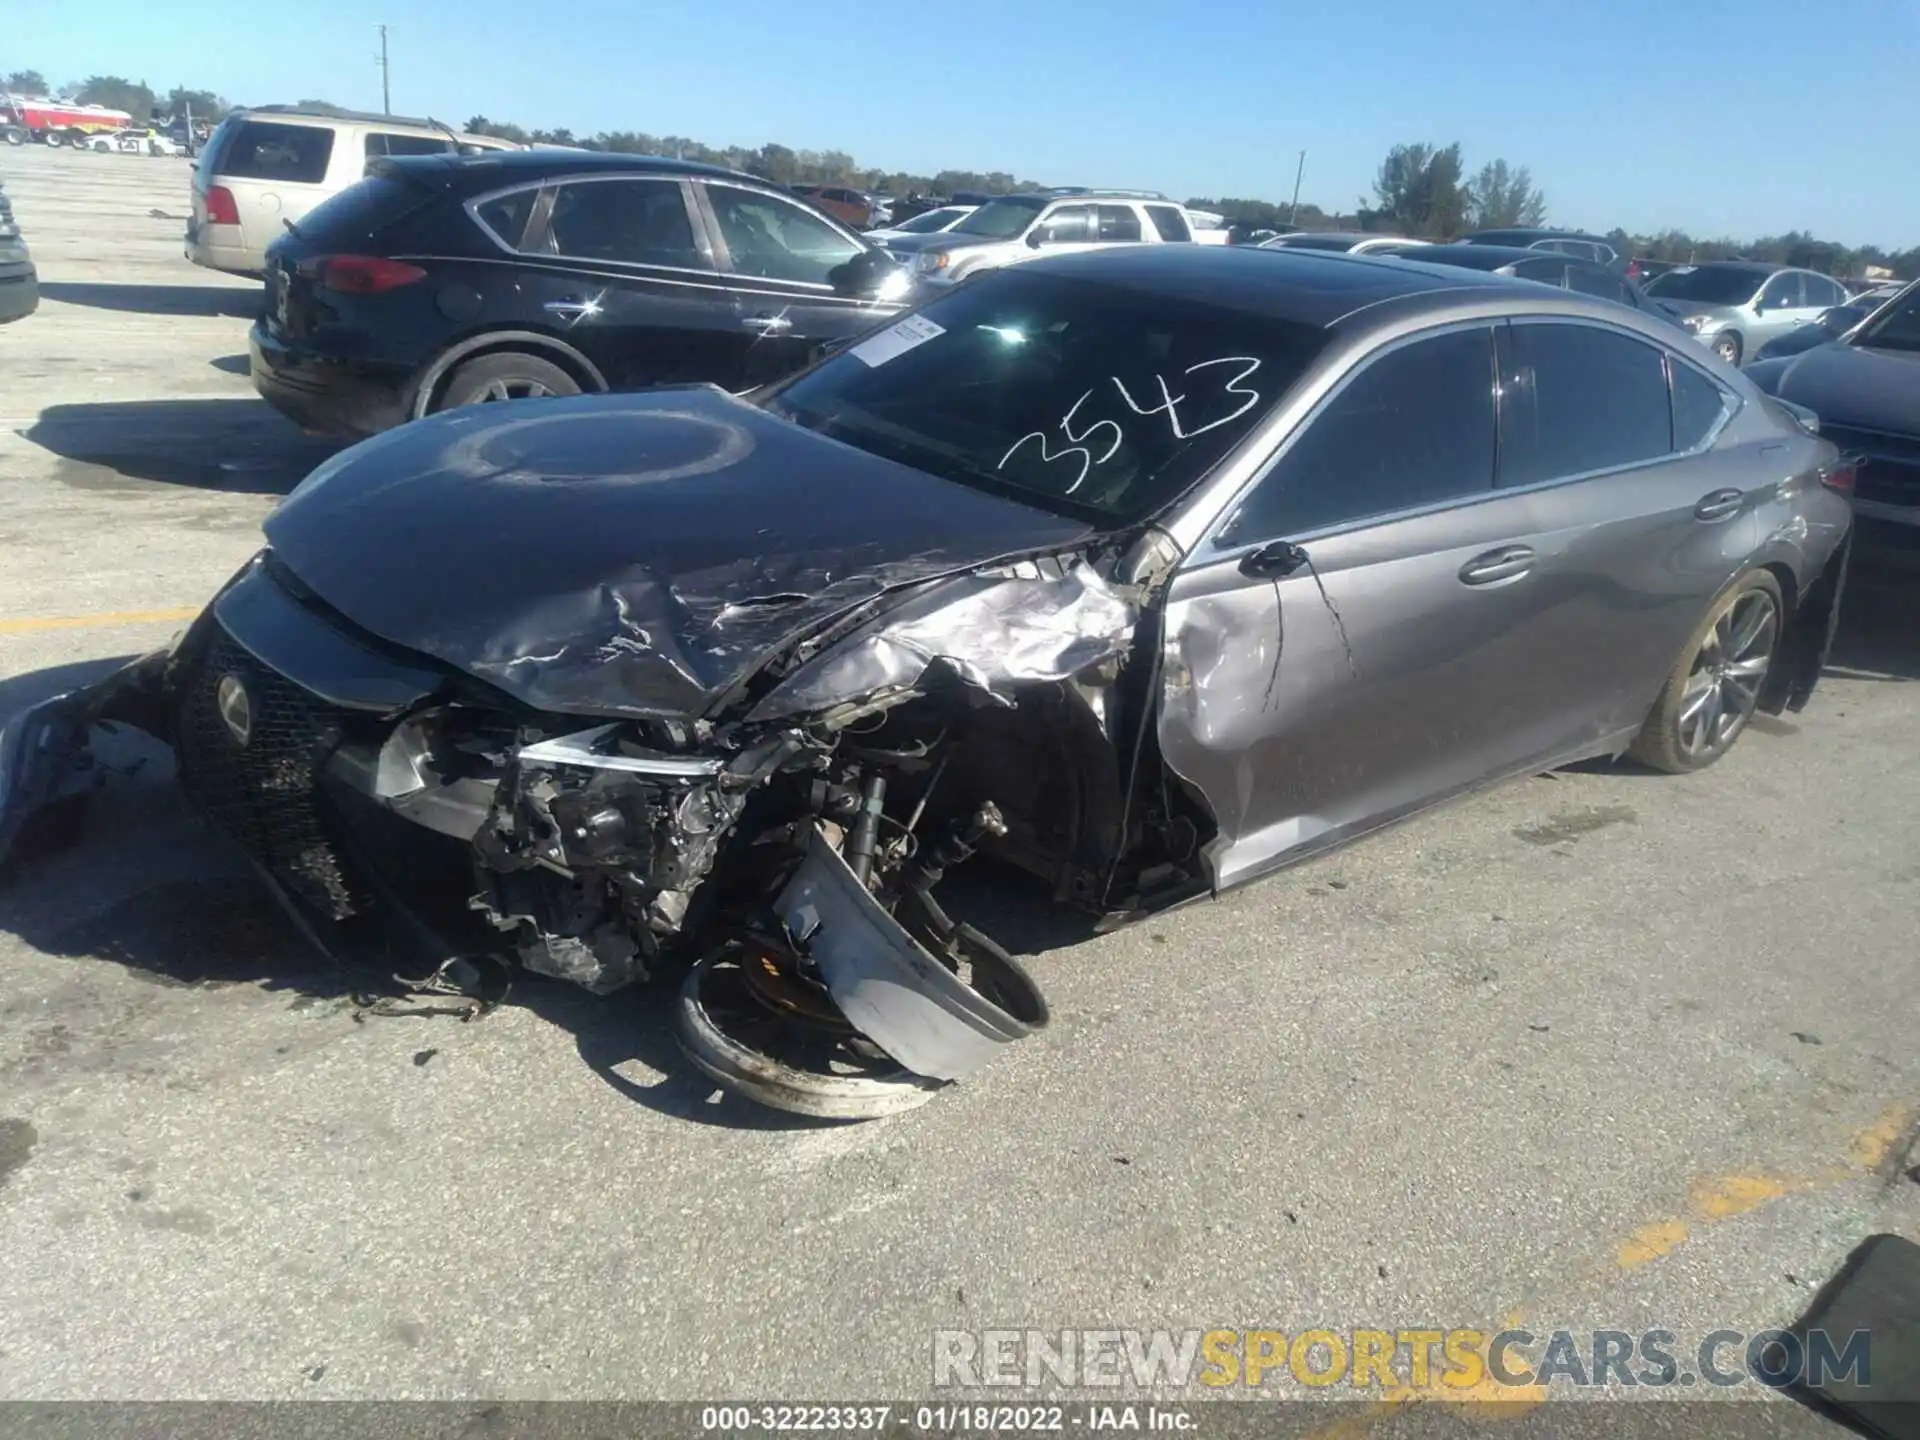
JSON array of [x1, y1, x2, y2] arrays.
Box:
[[0, 606, 199, 635]]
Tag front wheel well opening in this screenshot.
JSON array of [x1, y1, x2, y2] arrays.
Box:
[[419, 338, 602, 414], [1761, 561, 1800, 620]]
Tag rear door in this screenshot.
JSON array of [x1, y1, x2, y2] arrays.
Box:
[[1157, 324, 1564, 888], [515, 175, 742, 391], [1489, 319, 1755, 742], [694, 180, 902, 388]]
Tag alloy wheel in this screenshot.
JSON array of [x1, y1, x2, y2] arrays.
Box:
[[1677, 590, 1777, 758], [472, 377, 554, 403]]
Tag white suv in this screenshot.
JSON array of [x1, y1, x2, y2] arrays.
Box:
[[879, 188, 1196, 287], [187, 105, 520, 276]]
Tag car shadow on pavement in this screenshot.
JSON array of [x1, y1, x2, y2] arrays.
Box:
[[35, 281, 261, 318], [25, 398, 341, 496], [1827, 526, 1920, 685]]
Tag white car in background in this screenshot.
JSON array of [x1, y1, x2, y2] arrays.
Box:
[[87, 127, 185, 157], [864, 204, 976, 247]]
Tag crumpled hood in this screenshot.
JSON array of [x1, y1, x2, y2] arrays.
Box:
[[264, 388, 1094, 720], [1764, 342, 1920, 431]]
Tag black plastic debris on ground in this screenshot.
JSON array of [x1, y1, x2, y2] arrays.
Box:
[[1788, 1232, 1920, 1440]]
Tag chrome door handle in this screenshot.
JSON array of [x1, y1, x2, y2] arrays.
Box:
[[543, 299, 595, 318], [1693, 488, 1745, 521], [742, 313, 792, 334], [1458, 545, 1535, 586]]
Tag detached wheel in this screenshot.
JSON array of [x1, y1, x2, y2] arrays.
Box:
[[1629, 570, 1782, 773], [1713, 331, 1743, 366], [435, 352, 580, 411]]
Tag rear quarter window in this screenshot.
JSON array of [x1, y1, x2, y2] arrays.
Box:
[[473, 188, 538, 250], [214, 121, 336, 184], [1145, 205, 1192, 242]]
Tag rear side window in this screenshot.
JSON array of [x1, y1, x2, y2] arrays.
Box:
[[1565, 265, 1633, 305], [1671, 362, 1729, 451], [366, 132, 453, 159], [1223, 327, 1498, 542], [1145, 205, 1192, 242], [214, 121, 335, 183], [547, 179, 704, 268], [1499, 323, 1672, 486], [473, 188, 538, 250], [1805, 274, 1847, 307], [1097, 205, 1142, 242]]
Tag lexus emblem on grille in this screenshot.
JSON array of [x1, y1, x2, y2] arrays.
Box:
[[215, 674, 253, 747]]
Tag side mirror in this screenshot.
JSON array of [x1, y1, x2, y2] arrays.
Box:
[[827, 248, 896, 298], [1025, 227, 1047, 250]]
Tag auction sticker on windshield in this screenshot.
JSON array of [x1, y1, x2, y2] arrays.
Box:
[[852, 315, 945, 367]]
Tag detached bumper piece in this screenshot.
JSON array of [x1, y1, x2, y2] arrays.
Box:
[[675, 821, 1049, 1119]]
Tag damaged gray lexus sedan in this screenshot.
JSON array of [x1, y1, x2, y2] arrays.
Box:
[[0, 247, 1854, 1117]]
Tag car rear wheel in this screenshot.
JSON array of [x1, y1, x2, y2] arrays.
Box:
[[1713, 331, 1743, 366], [1629, 570, 1782, 773], [42, 130, 64, 148], [435, 352, 582, 411]]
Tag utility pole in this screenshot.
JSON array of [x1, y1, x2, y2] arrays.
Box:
[[1287, 150, 1307, 225], [376, 24, 391, 114]]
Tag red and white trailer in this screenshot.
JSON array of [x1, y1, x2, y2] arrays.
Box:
[[0, 96, 135, 148]]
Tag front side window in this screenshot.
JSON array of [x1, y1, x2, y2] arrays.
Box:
[[547, 179, 704, 268], [1759, 272, 1805, 309], [1220, 327, 1498, 543], [1499, 323, 1672, 486], [763, 268, 1328, 524], [1145, 205, 1192, 242], [1097, 205, 1143, 242], [707, 186, 862, 285], [1038, 205, 1094, 243]]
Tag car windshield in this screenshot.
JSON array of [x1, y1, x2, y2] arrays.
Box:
[[761, 269, 1328, 524], [951, 197, 1046, 239], [1645, 266, 1765, 304], [893, 207, 965, 234], [1854, 285, 1920, 351]]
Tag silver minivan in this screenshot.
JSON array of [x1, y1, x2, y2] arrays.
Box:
[[186, 105, 519, 276]]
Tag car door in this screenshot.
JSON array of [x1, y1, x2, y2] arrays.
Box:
[[1488, 319, 1757, 744], [1156, 324, 1564, 889], [514, 175, 742, 391], [694, 180, 903, 388], [1753, 271, 1809, 349]]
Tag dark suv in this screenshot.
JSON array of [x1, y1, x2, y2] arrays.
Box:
[[250, 151, 908, 437]]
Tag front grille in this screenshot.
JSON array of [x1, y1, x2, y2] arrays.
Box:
[[176, 631, 363, 919]]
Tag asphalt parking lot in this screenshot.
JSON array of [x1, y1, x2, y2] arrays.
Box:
[[0, 144, 1916, 1420]]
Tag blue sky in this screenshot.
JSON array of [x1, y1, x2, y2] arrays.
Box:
[[10, 0, 1918, 245]]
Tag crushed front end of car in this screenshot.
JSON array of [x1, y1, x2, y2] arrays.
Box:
[[0, 394, 1164, 1117]]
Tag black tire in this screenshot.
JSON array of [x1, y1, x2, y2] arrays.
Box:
[[41, 130, 64, 148], [1713, 331, 1743, 366], [2, 127, 25, 147], [1629, 569, 1784, 774], [434, 352, 581, 412]]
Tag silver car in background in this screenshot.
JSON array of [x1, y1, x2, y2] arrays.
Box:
[[1645, 261, 1852, 366]]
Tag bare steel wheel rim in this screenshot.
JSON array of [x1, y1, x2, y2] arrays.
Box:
[[1715, 334, 1740, 363], [1678, 590, 1777, 758], [472, 377, 554, 404]]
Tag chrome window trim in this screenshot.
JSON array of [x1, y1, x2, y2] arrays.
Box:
[[1188, 313, 1741, 561]]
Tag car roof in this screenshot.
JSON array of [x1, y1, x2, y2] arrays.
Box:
[[232, 103, 450, 129], [386, 148, 765, 190], [1463, 227, 1609, 243], [1026, 244, 1516, 327], [1407, 243, 1608, 271], [1684, 259, 1783, 274]]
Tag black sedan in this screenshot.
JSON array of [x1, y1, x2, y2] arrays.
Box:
[[250, 150, 909, 437]]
